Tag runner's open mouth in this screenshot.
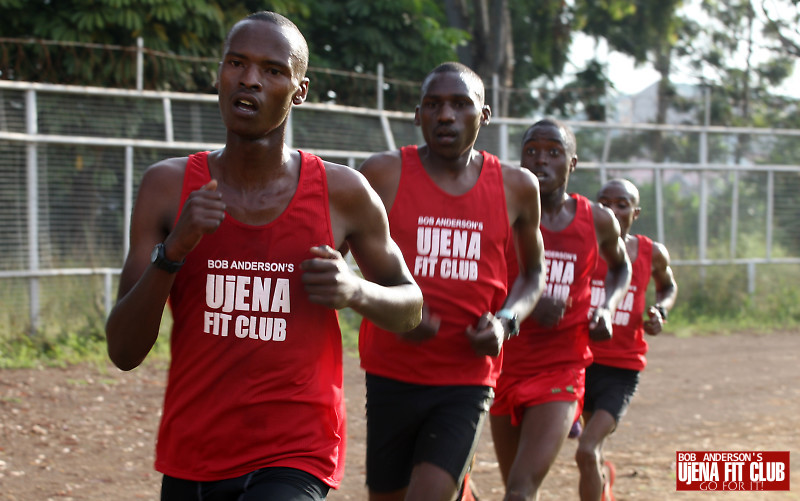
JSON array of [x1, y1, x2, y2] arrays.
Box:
[[236, 98, 257, 111]]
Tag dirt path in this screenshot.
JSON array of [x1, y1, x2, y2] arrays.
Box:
[[1, 331, 797, 500]]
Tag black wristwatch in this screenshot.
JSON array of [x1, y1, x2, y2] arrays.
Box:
[[495, 309, 520, 339], [151, 242, 185, 273], [654, 304, 668, 321]]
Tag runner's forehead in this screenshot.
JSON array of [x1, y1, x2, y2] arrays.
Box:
[[522, 124, 566, 146], [598, 181, 636, 201], [225, 20, 300, 70], [422, 72, 480, 100], [598, 185, 632, 200]]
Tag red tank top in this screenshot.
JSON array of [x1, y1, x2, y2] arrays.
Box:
[[155, 151, 345, 487], [589, 235, 653, 370], [502, 193, 598, 375], [359, 146, 510, 387]]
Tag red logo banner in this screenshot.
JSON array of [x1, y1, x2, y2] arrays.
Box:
[[676, 451, 790, 491]]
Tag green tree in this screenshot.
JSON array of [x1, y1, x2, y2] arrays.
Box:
[[0, 0, 465, 104], [575, 0, 685, 132], [682, 1, 794, 127], [0, 0, 235, 91], [290, 0, 465, 108], [473, 0, 685, 120], [545, 59, 611, 121], [759, 1, 800, 57], [442, 0, 577, 116], [674, 1, 799, 262]]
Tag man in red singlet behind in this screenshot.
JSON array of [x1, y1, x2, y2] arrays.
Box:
[[358, 62, 547, 501], [489, 118, 632, 501], [105, 11, 423, 501], [576, 178, 678, 501]]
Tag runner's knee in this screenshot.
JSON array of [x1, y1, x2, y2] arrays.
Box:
[[575, 441, 601, 470]]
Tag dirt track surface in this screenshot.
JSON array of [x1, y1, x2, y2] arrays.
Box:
[[1, 331, 797, 500]]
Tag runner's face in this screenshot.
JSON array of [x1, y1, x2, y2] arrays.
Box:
[[415, 72, 486, 158], [216, 20, 308, 140], [520, 123, 575, 195], [597, 183, 640, 235]]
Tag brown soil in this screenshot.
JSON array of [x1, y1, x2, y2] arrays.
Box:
[[1, 330, 797, 500]]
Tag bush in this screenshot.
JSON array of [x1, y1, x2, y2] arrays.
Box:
[[665, 262, 800, 336]]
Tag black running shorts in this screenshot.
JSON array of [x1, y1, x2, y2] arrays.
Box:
[[583, 363, 640, 424], [364, 373, 493, 492], [161, 466, 329, 501]]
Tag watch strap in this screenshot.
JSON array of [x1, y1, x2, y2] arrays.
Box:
[[152, 242, 185, 273], [495, 308, 520, 339]]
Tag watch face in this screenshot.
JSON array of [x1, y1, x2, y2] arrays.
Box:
[[151, 243, 184, 273], [496, 309, 519, 337]]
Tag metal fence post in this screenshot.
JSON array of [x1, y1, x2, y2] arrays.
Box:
[[492, 74, 499, 115], [124, 146, 134, 259], [730, 169, 739, 259], [766, 170, 774, 260], [499, 122, 509, 162], [655, 167, 665, 245], [104, 271, 113, 318], [25, 89, 40, 334], [377, 62, 384, 112], [599, 128, 612, 185], [698, 87, 710, 278], [136, 37, 144, 91], [747, 261, 756, 296], [377, 63, 395, 151], [699, 172, 708, 263], [163, 97, 174, 142]]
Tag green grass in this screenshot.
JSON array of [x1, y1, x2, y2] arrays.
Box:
[[0, 307, 173, 370], [1, 263, 798, 368], [0, 303, 361, 369], [338, 308, 362, 353], [664, 262, 800, 336]]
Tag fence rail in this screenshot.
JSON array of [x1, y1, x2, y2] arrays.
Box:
[[2, 79, 800, 335]]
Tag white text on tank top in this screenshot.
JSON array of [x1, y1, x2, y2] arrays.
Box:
[[414, 216, 484, 281], [544, 249, 577, 301], [589, 280, 637, 326], [203, 259, 295, 341]]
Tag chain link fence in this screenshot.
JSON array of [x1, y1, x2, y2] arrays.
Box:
[[2, 77, 800, 337]]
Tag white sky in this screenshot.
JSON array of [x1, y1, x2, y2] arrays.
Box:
[[565, 0, 800, 98]]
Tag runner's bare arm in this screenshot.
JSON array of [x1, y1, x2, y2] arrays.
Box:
[[105, 158, 226, 370], [589, 203, 631, 340], [501, 164, 546, 323], [465, 165, 545, 356], [303, 162, 422, 333], [643, 241, 678, 335], [359, 152, 441, 343]]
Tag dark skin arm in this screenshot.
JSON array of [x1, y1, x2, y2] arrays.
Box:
[[642, 241, 678, 335], [465, 164, 545, 357], [588, 203, 632, 341], [303, 161, 422, 333], [105, 158, 226, 371], [358, 151, 440, 343]]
